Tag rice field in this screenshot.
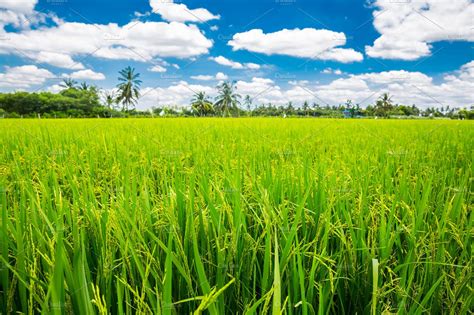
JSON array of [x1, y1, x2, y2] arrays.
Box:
[[0, 118, 472, 314]]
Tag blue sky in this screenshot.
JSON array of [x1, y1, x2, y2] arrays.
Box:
[[0, 0, 472, 109]]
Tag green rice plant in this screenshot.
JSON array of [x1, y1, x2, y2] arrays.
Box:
[[0, 118, 472, 314]]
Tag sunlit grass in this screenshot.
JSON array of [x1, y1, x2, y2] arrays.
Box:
[[0, 118, 472, 314]]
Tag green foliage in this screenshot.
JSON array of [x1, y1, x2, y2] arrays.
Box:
[[214, 81, 241, 117], [0, 119, 472, 314], [0, 88, 107, 117], [116, 66, 142, 112], [60, 78, 78, 89], [374, 93, 394, 118], [191, 92, 214, 117]]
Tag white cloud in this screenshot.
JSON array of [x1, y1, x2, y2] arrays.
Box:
[[288, 80, 310, 86], [0, 10, 35, 28], [67, 69, 106, 80], [138, 81, 215, 109], [209, 56, 261, 70], [191, 72, 228, 81], [210, 56, 243, 69], [0, 0, 61, 30], [235, 77, 284, 103], [356, 70, 432, 85], [245, 63, 261, 70], [190, 75, 214, 81], [149, 0, 220, 23], [0, 0, 37, 13], [149, 65, 167, 73], [314, 64, 474, 107], [32, 51, 84, 70], [322, 68, 342, 75], [0, 65, 54, 88], [47, 84, 64, 93], [0, 21, 213, 69], [215, 72, 228, 80], [314, 77, 373, 105], [229, 28, 363, 63], [210, 25, 219, 31], [366, 0, 474, 60]]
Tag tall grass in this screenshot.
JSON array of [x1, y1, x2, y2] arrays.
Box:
[[0, 118, 472, 314]]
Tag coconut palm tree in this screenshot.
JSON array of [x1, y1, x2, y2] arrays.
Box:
[[244, 95, 252, 114], [116, 66, 142, 112], [375, 93, 393, 118], [79, 82, 90, 91], [60, 78, 78, 89], [303, 101, 310, 116], [102, 90, 117, 109], [191, 91, 213, 117], [214, 81, 241, 117]]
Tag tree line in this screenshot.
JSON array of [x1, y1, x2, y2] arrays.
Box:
[[0, 67, 473, 119]]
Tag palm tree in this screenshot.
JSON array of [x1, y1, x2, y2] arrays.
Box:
[[244, 95, 252, 110], [60, 78, 78, 89], [285, 101, 294, 115], [303, 101, 309, 116], [375, 93, 393, 118], [191, 91, 213, 116], [214, 81, 241, 117], [116, 66, 142, 112], [79, 82, 90, 91], [102, 90, 117, 109]]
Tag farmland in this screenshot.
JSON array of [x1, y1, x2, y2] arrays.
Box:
[[0, 118, 472, 314]]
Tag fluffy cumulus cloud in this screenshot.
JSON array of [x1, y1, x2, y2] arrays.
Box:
[[149, 65, 167, 73], [209, 56, 261, 70], [0, 0, 62, 29], [138, 81, 216, 109], [0, 0, 37, 13], [149, 0, 220, 23], [0, 65, 54, 88], [32, 51, 85, 70], [322, 68, 342, 75], [366, 0, 474, 60], [67, 69, 106, 80], [313, 63, 474, 107], [235, 77, 284, 103], [0, 0, 34, 28], [47, 84, 64, 93], [191, 72, 228, 81], [148, 58, 178, 73], [0, 21, 213, 69], [229, 28, 363, 63]]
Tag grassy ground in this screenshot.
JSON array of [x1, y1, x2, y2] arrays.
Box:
[[0, 118, 472, 314]]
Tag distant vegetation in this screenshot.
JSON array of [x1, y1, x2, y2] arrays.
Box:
[[0, 67, 473, 119]]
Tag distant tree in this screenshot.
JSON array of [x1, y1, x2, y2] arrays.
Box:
[[214, 81, 241, 117], [344, 100, 354, 117], [375, 93, 393, 118], [116, 66, 142, 112], [244, 95, 252, 113], [285, 102, 295, 115], [303, 101, 310, 116], [102, 90, 117, 109], [191, 91, 213, 116], [60, 78, 78, 89], [79, 82, 90, 91], [0, 89, 105, 117]]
